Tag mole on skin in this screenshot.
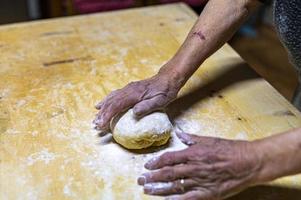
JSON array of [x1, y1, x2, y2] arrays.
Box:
[[193, 30, 206, 40]]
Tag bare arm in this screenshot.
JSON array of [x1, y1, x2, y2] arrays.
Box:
[[161, 0, 261, 85], [94, 0, 262, 131], [255, 127, 301, 183]]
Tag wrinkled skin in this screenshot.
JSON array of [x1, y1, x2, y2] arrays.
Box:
[[138, 132, 263, 200], [93, 72, 181, 132]]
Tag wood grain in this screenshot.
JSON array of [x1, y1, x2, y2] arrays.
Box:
[[0, 3, 300, 200]]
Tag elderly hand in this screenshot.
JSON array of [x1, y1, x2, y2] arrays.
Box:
[[138, 132, 263, 200], [93, 69, 182, 132]]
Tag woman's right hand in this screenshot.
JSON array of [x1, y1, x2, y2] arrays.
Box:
[[93, 69, 183, 133]]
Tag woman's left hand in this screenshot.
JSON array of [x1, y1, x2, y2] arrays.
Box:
[[138, 132, 263, 200]]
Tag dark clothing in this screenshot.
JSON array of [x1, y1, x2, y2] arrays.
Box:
[[274, 0, 301, 110]]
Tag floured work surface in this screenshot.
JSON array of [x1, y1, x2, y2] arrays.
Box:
[[1, 3, 301, 200]]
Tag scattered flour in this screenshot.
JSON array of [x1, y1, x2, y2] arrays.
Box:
[[26, 148, 57, 166], [173, 119, 202, 134], [31, 131, 38, 137], [235, 131, 249, 140], [63, 178, 75, 197], [16, 99, 27, 107]]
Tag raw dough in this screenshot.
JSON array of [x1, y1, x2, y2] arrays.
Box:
[[111, 109, 172, 149]]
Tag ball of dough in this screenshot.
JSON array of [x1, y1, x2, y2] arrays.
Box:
[[111, 109, 172, 149]]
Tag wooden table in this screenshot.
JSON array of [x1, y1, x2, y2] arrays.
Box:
[[1, 3, 301, 200]]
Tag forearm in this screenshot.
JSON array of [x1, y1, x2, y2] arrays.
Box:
[[255, 127, 301, 183], [159, 0, 260, 85]]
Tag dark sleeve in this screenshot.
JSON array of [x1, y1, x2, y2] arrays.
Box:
[[258, 0, 272, 4]]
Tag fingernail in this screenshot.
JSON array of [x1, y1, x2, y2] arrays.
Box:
[[145, 157, 159, 169], [133, 110, 142, 119], [132, 107, 140, 114], [175, 131, 195, 145], [95, 118, 104, 126], [98, 130, 108, 137], [144, 183, 154, 194], [144, 182, 173, 194], [94, 126, 102, 131], [185, 140, 196, 145], [93, 118, 100, 124], [137, 176, 146, 185]]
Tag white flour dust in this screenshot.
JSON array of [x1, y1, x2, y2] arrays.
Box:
[[26, 148, 57, 166]]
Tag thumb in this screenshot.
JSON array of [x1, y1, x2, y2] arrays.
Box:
[[133, 96, 168, 117], [176, 131, 224, 146], [175, 131, 201, 146]]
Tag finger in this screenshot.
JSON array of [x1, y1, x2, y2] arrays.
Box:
[[166, 190, 214, 200], [93, 89, 131, 128], [93, 111, 110, 132], [145, 150, 189, 170], [133, 95, 169, 117], [95, 101, 103, 110], [93, 98, 113, 128], [93, 125, 109, 137], [94, 90, 118, 110], [94, 95, 138, 130], [143, 179, 197, 196], [93, 112, 111, 131], [138, 165, 197, 185], [93, 110, 103, 125], [175, 131, 201, 146], [176, 131, 221, 146]]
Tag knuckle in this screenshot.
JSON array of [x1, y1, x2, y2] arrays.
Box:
[[144, 173, 154, 182], [187, 152, 198, 161], [128, 81, 148, 93], [163, 167, 175, 180], [204, 164, 215, 173], [132, 106, 144, 115], [126, 82, 145, 97], [162, 152, 175, 163], [191, 165, 202, 174], [168, 91, 178, 100], [173, 181, 184, 193], [154, 96, 169, 107], [160, 152, 170, 160], [97, 123, 109, 132], [148, 101, 162, 111]]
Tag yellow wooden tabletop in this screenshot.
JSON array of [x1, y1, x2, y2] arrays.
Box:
[[1, 3, 301, 200]]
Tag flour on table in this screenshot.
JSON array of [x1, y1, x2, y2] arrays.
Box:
[[26, 148, 57, 166]]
